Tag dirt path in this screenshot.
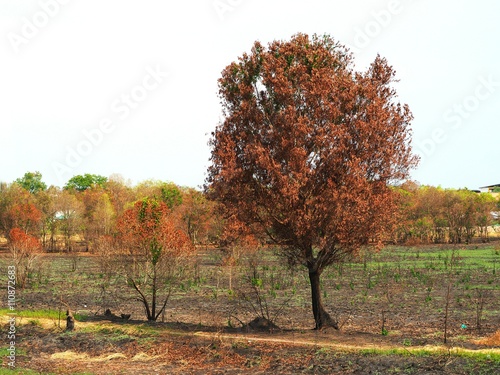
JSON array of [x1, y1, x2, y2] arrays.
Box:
[[7, 315, 500, 353], [5, 316, 500, 374], [192, 328, 500, 356]]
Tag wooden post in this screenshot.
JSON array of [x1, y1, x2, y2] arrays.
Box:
[[66, 309, 75, 331]]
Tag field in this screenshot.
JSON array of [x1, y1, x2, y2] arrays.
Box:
[[1, 243, 500, 374]]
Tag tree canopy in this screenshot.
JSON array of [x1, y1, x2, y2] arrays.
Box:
[[64, 174, 108, 192], [15, 171, 47, 194]]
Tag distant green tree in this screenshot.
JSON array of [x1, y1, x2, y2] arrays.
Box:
[[65, 174, 108, 192], [134, 180, 183, 209], [15, 171, 47, 194], [160, 183, 183, 209]]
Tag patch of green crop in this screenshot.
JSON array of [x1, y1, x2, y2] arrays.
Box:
[[77, 324, 127, 336], [0, 308, 89, 322], [0, 309, 60, 320], [359, 347, 500, 363], [0, 346, 27, 357], [0, 368, 53, 375], [347, 246, 500, 273]]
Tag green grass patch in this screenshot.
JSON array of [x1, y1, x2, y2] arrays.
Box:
[[0, 309, 88, 322], [70, 326, 135, 342], [0, 309, 60, 320], [27, 319, 42, 327], [77, 324, 128, 336], [0, 346, 27, 357], [2, 372, 96, 375], [455, 349, 500, 362], [133, 324, 161, 337], [360, 347, 433, 357], [359, 346, 500, 362], [353, 246, 500, 271], [0, 368, 54, 375], [76, 322, 159, 339]]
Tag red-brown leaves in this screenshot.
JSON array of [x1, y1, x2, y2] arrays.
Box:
[[7, 203, 42, 235], [218, 214, 259, 250], [116, 198, 193, 257], [9, 227, 42, 253], [9, 227, 42, 288]]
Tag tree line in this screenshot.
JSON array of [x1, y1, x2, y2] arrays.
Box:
[[394, 181, 499, 245], [2, 174, 498, 318], [2, 172, 497, 254], [0, 172, 219, 252]]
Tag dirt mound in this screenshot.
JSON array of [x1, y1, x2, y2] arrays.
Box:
[[475, 330, 500, 346], [247, 317, 280, 332]]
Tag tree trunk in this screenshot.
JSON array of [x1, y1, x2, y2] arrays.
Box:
[[308, 268, 338, 330], [130, 278, 153, 321], [151, 268, 157, 321]]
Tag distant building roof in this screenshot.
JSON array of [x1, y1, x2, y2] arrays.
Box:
[[480, 183, 500, 189]]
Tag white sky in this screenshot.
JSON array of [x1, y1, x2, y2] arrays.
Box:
[[1, 0, 499, 190]]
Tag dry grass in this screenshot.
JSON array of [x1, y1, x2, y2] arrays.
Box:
[[475, 330, 500, 346], [131, 352, 159, 361], [50, 351, 128, 361], [94, 353, 128, 361], [50, 351, 88, 360]]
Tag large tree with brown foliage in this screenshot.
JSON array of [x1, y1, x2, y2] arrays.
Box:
[[206, 33, 418, 329]]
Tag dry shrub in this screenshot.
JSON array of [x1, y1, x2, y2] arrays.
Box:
[[9, 228, 42, 288], [475, 330, 500, 346]]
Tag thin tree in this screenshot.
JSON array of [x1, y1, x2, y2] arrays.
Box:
[[116, 198, 194, 321], [206, 33, 417, 329]]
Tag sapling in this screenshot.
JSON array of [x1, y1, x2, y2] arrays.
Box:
[[443, 248, 459, 344], [471, 288, 488, 332], [381, 310, 389, 336], [443, 283, 452, 344]]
